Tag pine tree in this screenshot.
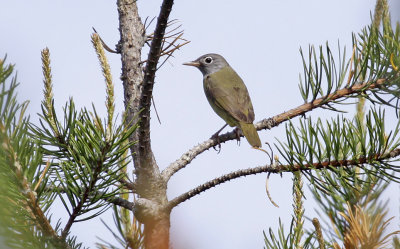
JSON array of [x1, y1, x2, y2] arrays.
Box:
[[1, 0, 400, 248]]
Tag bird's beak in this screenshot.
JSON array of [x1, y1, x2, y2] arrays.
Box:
[[183, 61, 200, 67]]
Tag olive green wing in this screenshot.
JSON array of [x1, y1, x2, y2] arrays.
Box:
[[204, 67, 255, 123]]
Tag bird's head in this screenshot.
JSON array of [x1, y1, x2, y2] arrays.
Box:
[[183, 53, 229, 76]]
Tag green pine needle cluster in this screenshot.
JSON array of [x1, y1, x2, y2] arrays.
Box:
[[31, 46, 139, 241], [0, 58, 71, 249], [276, 108, 400, 187], [264, 0, 400, 248], [0, 40, 140, 248]]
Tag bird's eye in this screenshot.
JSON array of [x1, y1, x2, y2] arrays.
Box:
[[204, 57, 213, 64]]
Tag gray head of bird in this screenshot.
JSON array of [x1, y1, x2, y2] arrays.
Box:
[[183, 53, 230, 76]]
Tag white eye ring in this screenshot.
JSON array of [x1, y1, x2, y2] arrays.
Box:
[[204, 57, 213, 64]]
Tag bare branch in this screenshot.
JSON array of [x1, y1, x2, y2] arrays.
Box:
[[119, 177, 136, 191], [92, 27, 119, 54], [162, 78, 387, 181], [101, 196, 134, 211], [117, 0, 157, 192], [168, 147, 400, 209], [138, 0, 174, 151], [167, 164, 280, 210]]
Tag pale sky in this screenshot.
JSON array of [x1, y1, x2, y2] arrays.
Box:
[[1, 1, 399, 248]]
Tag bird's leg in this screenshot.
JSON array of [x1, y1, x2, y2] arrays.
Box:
[[234, 127, 241, 146], [212, 123, 228, 138], [211, 123, 228, 153]]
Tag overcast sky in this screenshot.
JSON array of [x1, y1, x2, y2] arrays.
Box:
[[1, 1, 400, 249]]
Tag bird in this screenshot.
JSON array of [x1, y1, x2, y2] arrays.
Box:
[[183, 53, 262, 148]]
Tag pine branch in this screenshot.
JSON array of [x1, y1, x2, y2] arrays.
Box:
[[33, 101, 137, 239], [340, 203, 400, 248], [60, 159, 104, 239], [292, 172, 304, 248], [91, 33, 115, 141], [1, 125, 71, 249], [312, 218, 326, 249], [373, 0, 390, 29], [167, 147, 400, 209], [41, 48, 59, 137], [44, 185, 134, 211], [97, 195, 134, 211], [163, 78, 388, 181]]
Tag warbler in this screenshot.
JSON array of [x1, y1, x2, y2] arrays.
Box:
[[184, 53, 261, 148]]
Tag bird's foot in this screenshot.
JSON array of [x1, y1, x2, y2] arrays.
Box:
[[211, 132, 222, 153], [210, 124, 228, 153], [234, 128, 241, 146]]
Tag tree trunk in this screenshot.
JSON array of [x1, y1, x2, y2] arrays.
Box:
[[117, 0, 172, 248], [144, 213, 171, 249]]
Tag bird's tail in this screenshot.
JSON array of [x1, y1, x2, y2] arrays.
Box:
[[239, 122, 262, 148]]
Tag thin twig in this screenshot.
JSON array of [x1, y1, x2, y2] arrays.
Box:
[[141, 40, 190, 64], [144, 16, 156, 31], [156, 41, 190, 70], [92, 28, 119, 54], [152, 96, 162, 124]]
